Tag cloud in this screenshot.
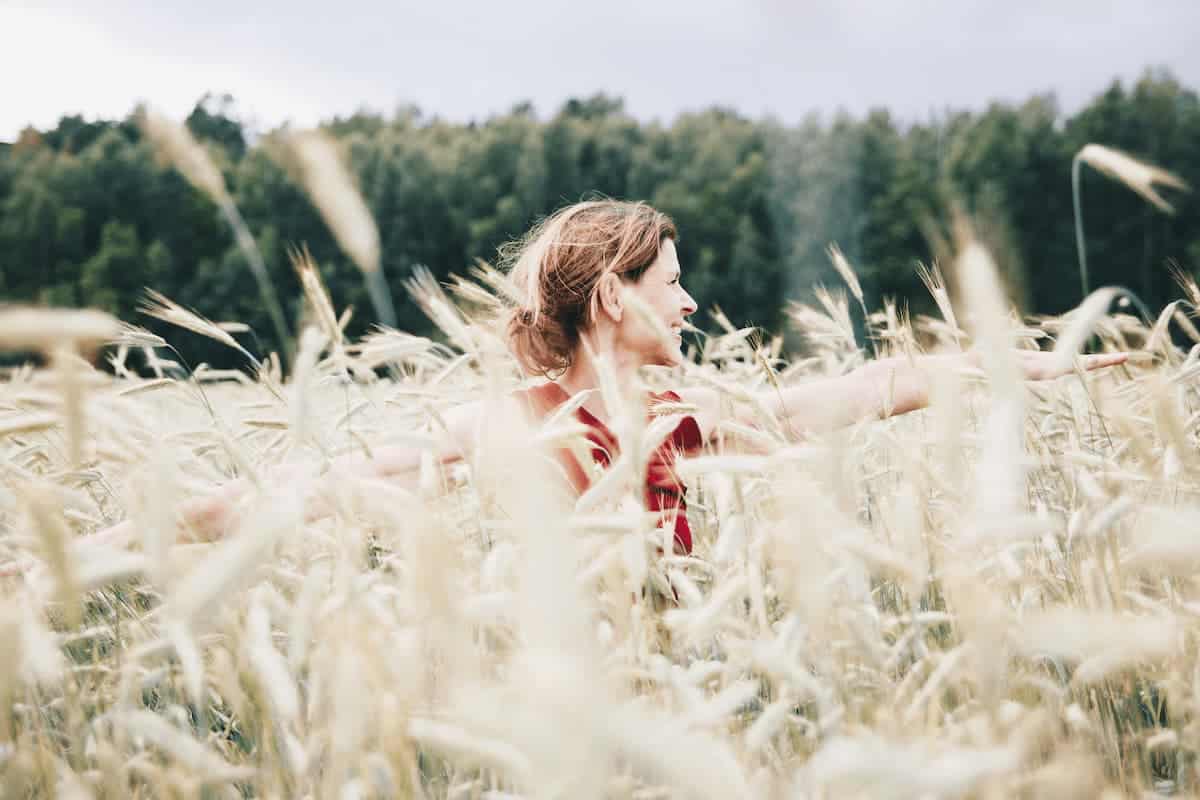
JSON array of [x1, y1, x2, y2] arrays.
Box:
[[2, 0, 1197, 140]]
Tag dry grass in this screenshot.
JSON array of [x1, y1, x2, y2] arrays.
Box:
[[276, 129, 398, 328], [1076, 144, 1190, 214], [3, 116, 1200, 795], [1, 260, 1192, 798]]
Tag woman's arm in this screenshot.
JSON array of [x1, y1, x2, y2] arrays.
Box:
[[843, 349, 1128, 425], [0, 401, 483, 576], [767, 352, 979, 432], [683, 350, 1128, 441], [182, 398, 482, 537]]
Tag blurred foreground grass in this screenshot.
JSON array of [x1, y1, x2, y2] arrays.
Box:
[[1, 265, 1197, 798]]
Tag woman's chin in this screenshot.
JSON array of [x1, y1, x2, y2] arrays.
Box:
[[636, 341, 685, 369], [658, 346, 685, 368]]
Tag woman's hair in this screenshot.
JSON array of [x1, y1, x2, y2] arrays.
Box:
[[502, 200, 677, 377]]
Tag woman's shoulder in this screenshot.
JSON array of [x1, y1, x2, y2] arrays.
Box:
[[511, 380, 571, 421], [439, 391, 539, 450]]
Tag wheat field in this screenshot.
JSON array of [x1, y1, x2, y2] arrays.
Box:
[[1, 256, 1197, 799], [2, 115, 1199, 797]]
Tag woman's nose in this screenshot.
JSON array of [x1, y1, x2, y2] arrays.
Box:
[[681, 289, 698, 317]]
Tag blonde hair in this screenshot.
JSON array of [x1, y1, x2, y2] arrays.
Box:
[[503, 200, 677, 377]]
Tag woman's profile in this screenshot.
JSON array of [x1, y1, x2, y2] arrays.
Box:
[[2, 199, 1127, 568]]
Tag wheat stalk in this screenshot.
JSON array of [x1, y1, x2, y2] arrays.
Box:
[[280, 130, 397, 328], [0, 307, 119, 353], [1072, 143, 1190, 297], [139, 107, 292, 366]]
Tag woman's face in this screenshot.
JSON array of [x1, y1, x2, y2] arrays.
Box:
[[619, 238, 698, 367]]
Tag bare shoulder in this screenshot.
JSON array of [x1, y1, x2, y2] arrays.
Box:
[[366, 394, 530, 478], [439, 392, 536, 454], [672, 386, 721, 441]]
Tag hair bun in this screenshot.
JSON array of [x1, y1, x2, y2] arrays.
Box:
[[517, 308, 535, 327]]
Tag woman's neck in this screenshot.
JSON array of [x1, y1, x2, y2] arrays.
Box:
[[556, 335, 641, 422]]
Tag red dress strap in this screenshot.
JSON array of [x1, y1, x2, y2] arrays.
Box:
[[518, 382, 611, 494], [518, 382, 702, 554], [645, 390, 703, 554]]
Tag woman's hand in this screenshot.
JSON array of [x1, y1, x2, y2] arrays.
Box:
[[973, 349, 1130, 382], [0, 554, 35, 579]]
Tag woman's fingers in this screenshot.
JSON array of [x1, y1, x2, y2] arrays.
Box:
[[1014, 350, 1130, 381], [0, 556, 35, 578], [1080, 352, 1129, 370]]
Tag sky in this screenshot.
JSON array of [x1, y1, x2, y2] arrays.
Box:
[[2, 0, 1198, 141]]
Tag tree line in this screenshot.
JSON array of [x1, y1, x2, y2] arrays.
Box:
[[0, 70, 1196, 369]]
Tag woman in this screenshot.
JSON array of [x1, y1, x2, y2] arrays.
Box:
[[479, 200, 1126, 555], [4, 200, 1127, 563]]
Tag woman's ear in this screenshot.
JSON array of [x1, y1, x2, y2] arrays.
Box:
[[597, 272, 624, 323]]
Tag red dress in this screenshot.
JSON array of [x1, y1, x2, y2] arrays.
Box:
[[520, 382, 704, 555]]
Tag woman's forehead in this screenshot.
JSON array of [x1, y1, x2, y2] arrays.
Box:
[[652, 239, 681, 272]]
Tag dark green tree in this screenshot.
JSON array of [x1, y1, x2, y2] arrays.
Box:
[[2, 71, 1198, 370]]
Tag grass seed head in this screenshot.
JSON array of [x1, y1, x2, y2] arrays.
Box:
[[139, 107, 232, 206], [1077, 143, 1190, 213], [0, 307, 119, 354], [283, 130, 382, 275]]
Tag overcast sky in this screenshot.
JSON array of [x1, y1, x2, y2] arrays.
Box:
[[3, 0, 1198, 141]]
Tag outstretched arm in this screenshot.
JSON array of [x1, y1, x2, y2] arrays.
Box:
[[0, 401, 482, 576], [173, 399, 483, 538], [773, 350, 1129, 435], [683, 349, 1129, 441]]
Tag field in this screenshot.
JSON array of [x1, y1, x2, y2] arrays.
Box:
[[1, 253, 1198, 799], [1, 113, 1198, 797]]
